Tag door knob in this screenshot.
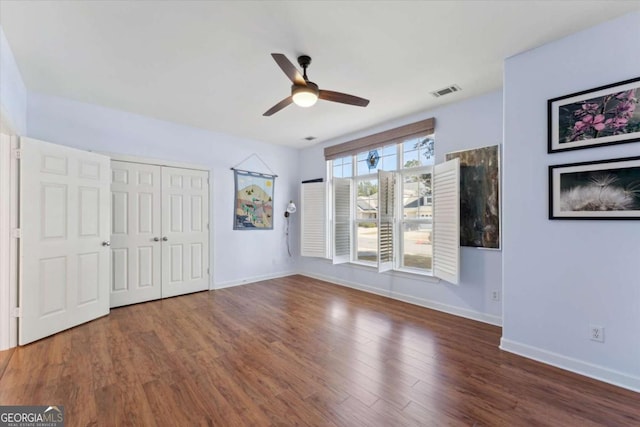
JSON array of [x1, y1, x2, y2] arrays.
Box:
[[102, 241, 111, 247], [153, 237, 160, 242], [162, 236, 168, 241]]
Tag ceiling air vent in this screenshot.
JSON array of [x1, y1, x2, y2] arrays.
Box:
[[431, 84, 462, 98], [303, 136, 317, 141]]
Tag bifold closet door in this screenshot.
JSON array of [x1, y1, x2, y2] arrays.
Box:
[[161, 167, 209, 298], [110, 163, 209, 305], [110, 161, 162, 307]]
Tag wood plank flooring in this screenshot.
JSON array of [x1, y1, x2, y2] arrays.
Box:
[[1, 275, 639, 426]]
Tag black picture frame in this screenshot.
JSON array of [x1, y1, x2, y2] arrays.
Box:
[[548, 156, 640, 220], [547, 77, 640, 153]]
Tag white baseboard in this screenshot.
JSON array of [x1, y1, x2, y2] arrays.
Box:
[[500, 338, 640, 393], [212, 270, 297, 290], [300, 272, 502, 327]]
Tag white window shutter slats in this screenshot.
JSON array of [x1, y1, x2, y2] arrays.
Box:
[[378, 170, 396, 272], [333, 178, 352, 264], [433, 158, 460, 285], [300, 182, 328, 258]]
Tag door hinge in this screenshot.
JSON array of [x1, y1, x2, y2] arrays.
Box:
[[12, 149, 21, 160], [207, 268, 210, 275], [11, 228, 21, 239], [12, 307, 22, 318]]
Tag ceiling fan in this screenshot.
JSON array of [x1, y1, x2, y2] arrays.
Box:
[[263, 53, 370, 116]]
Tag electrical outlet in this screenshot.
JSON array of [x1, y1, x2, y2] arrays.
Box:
[[590, 325, 605, 343], [491, 290, 501, 302]]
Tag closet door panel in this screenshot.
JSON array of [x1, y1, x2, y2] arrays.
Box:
[[161, 167, 209, 297], [110, 161, 162, 307]]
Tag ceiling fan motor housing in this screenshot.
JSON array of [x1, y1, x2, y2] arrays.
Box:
[[297, 55, 312, 70]]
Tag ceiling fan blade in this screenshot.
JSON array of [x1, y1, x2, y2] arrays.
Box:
[[271, 53, 306, 86], [319, 90, 370, 107], [263, 96, 293, 116]]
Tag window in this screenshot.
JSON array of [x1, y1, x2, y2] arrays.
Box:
[[328, 135, 436, 273], [302, 118, 460, 283]]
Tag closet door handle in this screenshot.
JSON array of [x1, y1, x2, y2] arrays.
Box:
[[162, 236, 168, 241], [153, 237, 160, 242], [102, 241, 111, 247]]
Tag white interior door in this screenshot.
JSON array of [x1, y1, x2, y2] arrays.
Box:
[[110, 161, 162, 307], [161, 167, 209, 298], [20, 137, 110, 345]]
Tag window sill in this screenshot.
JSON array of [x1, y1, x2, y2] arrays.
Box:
[[392, 267, 440, 283], [334, 260, 440, 284]]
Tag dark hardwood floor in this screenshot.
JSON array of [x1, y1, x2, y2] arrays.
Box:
[[1, 275, 638, 426]]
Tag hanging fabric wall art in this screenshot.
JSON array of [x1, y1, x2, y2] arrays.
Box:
[[233, 170, 276, 230], [231, 152, 278, 230]]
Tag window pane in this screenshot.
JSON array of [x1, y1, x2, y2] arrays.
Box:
[[403, 135, 435, 167], [402, 173, 432, 218], [342, 159, 353, 177], [332, 156, 353, 178], [380, 152, 397, 171], [402, 223, 432, 270], [357, 160, 369, 175], [382, 144, 396, 156], [356, 179, 378, 220], [357, 222, 378, 263], [403, 149, 419, 167]]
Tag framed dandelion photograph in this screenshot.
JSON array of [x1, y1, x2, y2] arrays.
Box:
[[549, 156, 640, 220], [548, 77, 640, 153]]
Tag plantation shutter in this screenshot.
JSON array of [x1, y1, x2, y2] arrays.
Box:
[[332, 178, 352, 264], [377, 170, 396, 272], [300, 182, 329, 258], [433, 158, 460, 285]]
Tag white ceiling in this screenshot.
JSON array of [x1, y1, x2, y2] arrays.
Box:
[[1, 1, 638, 148]]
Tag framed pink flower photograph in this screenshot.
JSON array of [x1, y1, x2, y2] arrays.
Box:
[[548, 77, 640, 153]]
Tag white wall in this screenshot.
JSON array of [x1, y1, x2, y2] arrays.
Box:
[[502, 11, 640, 391], [27, 93, 300, 288], [0, 26, 27, 135], [298, 90, 503, 325]]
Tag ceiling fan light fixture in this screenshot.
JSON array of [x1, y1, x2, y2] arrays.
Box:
[[292, 85, 318, 107], [264, 54, 369, 116]]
